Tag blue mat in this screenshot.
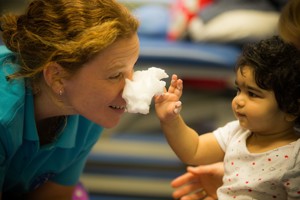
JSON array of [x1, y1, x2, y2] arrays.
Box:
[[138, 35, 241, 68]]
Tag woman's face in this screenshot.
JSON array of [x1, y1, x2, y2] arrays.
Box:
[[62, 34, 140, 128]]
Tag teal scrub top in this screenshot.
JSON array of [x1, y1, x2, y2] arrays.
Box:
[[0, 46, 103, 198]]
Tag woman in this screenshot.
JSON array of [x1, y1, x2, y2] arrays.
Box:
[[0, 0, 139, 199]]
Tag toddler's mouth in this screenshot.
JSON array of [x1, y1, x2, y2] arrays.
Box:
[[236, 111, 246, 118]]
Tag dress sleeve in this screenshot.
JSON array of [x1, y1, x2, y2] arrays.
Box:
[[213, 120, 240, 152]]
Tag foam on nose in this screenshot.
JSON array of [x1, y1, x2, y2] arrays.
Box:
[[122, 67, 169, 114]]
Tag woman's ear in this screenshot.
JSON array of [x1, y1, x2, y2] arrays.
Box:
[[43, 62, 66, 95]]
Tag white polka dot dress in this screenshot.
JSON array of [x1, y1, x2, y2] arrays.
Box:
[[213, 121, 300, 200]]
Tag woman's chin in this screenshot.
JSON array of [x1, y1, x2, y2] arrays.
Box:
[[101, 119, 121, 129]]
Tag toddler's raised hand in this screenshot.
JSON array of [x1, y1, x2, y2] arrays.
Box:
[[155, 74, 183, 122]]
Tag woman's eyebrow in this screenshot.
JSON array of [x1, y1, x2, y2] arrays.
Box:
[[106, 63, 126, 72]]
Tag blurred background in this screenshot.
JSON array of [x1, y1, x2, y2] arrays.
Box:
[[0, 0, 286, 199]]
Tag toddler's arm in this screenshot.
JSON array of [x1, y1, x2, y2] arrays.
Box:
[[155, 74, 224, 165]]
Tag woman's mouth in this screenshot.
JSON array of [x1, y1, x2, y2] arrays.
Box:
[[110, 105, 126, 110]]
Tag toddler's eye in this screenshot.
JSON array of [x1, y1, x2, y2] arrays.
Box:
[[235, 87, 241, 95], [248, 91, 259, 98]]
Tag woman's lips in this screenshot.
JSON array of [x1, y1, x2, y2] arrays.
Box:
[[109, 105, 126, 114]]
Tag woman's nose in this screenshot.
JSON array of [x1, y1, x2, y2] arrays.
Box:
[[125, 70, 134, 81], [121, 71, 134, 90]]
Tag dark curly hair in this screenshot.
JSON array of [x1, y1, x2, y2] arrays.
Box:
[[236, 36, 300, 127]]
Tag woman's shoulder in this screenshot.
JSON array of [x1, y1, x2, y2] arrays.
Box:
[[0, 89, 26, 158], [0, 45, 25, 111], [0, 75, 25, 124], [0, 45, 11, 56], [0, 47, 25, 148]]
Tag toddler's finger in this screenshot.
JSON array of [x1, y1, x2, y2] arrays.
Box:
[[169, 74, 179, 93], [173, 101, 182, 114]]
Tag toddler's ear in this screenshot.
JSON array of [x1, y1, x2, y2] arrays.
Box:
[[285, 113, 297, 122]]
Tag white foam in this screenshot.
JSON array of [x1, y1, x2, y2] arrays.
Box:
[[122, 67, 169, 114]]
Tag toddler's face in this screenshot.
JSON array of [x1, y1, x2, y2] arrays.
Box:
[[232, 66, 293, 135]]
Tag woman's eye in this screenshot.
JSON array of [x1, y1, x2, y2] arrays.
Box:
[[109, 73, 123, 80]]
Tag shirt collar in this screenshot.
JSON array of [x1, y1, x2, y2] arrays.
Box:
[[24, 89, 77, 148], [24, 89, 38, 141]]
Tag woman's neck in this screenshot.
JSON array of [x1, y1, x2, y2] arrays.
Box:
[[33, 83, 75, 121], [36, 115, 67, 145]]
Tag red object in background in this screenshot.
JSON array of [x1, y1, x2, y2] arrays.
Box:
[[167, 0, 214, 41], [172, 0, 214, 22], [183, 77, 230, 90], [199, 0, 214, 10]]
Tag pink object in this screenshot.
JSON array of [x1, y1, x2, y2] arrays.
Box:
[[72, 183, 89, 200]]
